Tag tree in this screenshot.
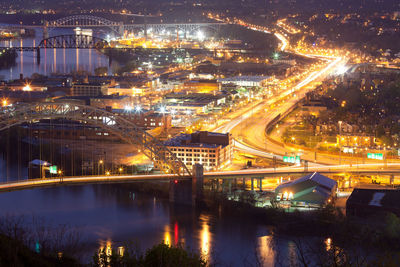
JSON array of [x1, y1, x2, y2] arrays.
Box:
[[94, 67, 108, 76]]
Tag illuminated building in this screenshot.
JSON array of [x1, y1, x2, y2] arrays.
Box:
[[164, 131, 233, 171], [71, 82, 108, 96], [275, 172, 337, 207], [183, 80, 220, 93], [218, 76, 273, 87]]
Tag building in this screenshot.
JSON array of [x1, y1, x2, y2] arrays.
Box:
[[183, 79, 220, 93], [275, 172, 337, 207], [71, 82, 108, 96], [164, 131, 233, 171], [58, 95, 131, 109], [107, 85, 151, 96], [110, 109, 171, 129], [347, 188, 400, 217], [336, 134, 376, 147], [218, 76, 273, 87], [0, 90, 52, 104], [163, 93, 226, 114]]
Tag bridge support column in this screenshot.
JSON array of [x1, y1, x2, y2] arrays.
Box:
[[36, 48, 40, 65], [251, 178, 254, 191], [228, 180, 232, 195], [390, 175, 394, 186], [243, 177, 246, 190], [169, 164, 204, 206], [258, 178, 262, 191]]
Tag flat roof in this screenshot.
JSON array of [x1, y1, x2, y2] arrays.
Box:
[[218, 76, 271, 82], [164, 133, 225, 149]]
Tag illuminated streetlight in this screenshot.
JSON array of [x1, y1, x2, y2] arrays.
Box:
[[22, 84, 32, 91]]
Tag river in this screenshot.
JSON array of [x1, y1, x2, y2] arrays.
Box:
[[0, 28, 112, 80], [0, 158, 300, 266]]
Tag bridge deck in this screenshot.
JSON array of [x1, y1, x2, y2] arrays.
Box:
[[1, 164, 400, 193]]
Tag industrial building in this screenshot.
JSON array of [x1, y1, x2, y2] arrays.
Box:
[[275, 172, 337, 207]]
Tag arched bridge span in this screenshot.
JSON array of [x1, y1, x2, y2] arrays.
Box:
[[0, 102, 190, 176]]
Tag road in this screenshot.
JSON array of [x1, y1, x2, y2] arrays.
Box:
[[206, 17, 370, 167], [1, 163, 400, 193]]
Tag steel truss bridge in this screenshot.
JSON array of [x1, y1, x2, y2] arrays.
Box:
[[0, 35, 109, 52], [39, 15, 225, 37], [0, 102, 190, 176]]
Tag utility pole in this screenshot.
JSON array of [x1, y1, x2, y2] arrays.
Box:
[[338, 121, 342, 165]]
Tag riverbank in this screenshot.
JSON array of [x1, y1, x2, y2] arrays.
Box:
[[203, 191, 400, 261]]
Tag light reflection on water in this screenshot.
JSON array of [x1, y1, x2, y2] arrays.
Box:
[[0, 182, 281, 266], [0, 28, 111, 80], [200, 214, 211, 262]]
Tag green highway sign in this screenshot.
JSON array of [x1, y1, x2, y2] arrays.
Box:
[[367, 153, 383, 160], [283, 156, 295, 163], [283, 156, 300, 164], [49, 165, 58, 174]]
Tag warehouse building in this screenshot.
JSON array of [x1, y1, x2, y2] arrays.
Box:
[[275, 172, 337, 207]]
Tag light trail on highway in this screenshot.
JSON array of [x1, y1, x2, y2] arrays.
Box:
[[207, 16, 346, 166], [1, 162, 400, 192]]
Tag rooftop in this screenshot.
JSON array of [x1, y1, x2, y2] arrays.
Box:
[[164, 131, 229, 149], [218, 76, 271, 82]]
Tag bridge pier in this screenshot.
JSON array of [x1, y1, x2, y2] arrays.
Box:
[[169, 164, 204, 206], [36, 48, 40, 65]]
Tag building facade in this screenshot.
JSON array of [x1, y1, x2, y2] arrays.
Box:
[[164, 131, 233, 171], [71, 82, 108, 96]]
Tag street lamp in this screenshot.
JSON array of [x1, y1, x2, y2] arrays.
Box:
[[98, 160, 104, 175]]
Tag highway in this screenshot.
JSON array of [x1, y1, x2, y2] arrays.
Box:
[[207, 16, 359, 166], [1, 163, 400, 192]]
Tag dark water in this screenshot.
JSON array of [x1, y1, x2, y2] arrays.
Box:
[[0, 159, 297, 266], [0, 28, 111, 80], [0, 183, 292, 266]]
